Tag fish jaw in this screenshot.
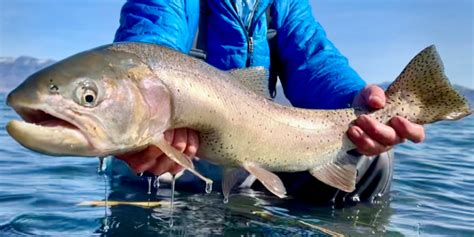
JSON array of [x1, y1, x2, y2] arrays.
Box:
[[6, 119, 95, 156], [5, 82, 110, 156], [5, 95, 102, 156], [5, 88, 149, 157]]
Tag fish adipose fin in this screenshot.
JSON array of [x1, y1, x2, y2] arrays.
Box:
[[228, 67, 272, 99], [309, 153, 359, 193], [243, 163, 287, 198], [222, 168, 249, 200], [378, 45, 471, 124], [154, 135, 213, 186]]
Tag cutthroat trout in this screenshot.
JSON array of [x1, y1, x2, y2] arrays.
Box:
[[5, 43, 471, 199]]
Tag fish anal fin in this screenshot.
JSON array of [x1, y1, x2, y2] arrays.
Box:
[[243, 163, 286, 198], [228, 67, 271, 99], [309, 153, 359, 193], [222, 168, 249, 200], [154, 135, 213, 185]]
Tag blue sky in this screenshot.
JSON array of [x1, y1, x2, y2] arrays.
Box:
[[0, 0, 472, 88]]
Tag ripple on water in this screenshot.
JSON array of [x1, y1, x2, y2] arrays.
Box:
[[0, 213, 99, 236]]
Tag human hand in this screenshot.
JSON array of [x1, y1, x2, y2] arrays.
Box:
[[347, 85, 425, 156], [116, 128, 199, 175]]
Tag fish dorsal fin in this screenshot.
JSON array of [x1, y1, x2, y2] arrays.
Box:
[[228, 67, 271, 99], [309, 152, 360, 193]]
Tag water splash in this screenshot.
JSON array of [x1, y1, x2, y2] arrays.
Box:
[[102, 173, 109, 233], [147, 177, 152, 226], [205, 181, 212, 194], [153, 176, 160, 196], [351, 194, 361, 203], [98, 157, 109, 233], [169, 174, 176, 228]]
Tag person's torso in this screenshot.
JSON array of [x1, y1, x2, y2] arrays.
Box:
[[199, 0, 272, 70]]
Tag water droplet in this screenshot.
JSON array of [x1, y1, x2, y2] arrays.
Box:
[[205, 181, 212, 194], [169, 175, 176, 228], [351, 194, 360, 202], [154, 176, 160, 196], [102, 218, 109, 232], [97, 157, 105, 174], [147, 177, 152, 195], [153, 176, 160, 189], [223, 197, 229, 204], [138, 172, 143, 177], [101, 169, 109, 232]]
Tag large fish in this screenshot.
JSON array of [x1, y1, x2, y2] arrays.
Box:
[[5, 43, 471, 199]]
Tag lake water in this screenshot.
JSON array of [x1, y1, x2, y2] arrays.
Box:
[[0, 92, 472, 236]]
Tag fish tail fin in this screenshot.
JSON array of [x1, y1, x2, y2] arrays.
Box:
[[378, 45, 471, 124]]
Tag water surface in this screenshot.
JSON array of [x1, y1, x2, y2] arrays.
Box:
[[0, 93, 472, 236]]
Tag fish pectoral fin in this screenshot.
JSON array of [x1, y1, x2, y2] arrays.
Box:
[[222, 168, 249, 200], [309, 153, 360, 193], [243, 163, 286, 198], [154, 135, 213, 185]]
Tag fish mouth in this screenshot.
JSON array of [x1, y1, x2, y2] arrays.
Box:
[[6, 107, 94, 156]]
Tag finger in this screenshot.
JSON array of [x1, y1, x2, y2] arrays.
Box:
[[172, 128, 188, 152], [148, 154, 177, 176], [164, 129, 175, 143], [168, 163, 185, 175], [347, 126, 391, 156], [184, 129, 199, 157], [363, 85, 386, 109], [120, 146, 163, 173], [390, 116, 425, 143], [355, 115, 403, 146]]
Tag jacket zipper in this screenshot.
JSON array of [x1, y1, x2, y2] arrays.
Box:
[[231, 0, 262, 66]]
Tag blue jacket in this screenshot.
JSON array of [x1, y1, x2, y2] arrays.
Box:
[[114, 0, 366, 109]]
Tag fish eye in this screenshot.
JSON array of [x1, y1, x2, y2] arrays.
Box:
[[82, 89, 97, 106], [74, 80, 99, 107]]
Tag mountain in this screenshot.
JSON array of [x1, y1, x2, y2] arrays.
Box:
[[0, 56, 471, 106], [454, 85, 474, 106], [0, 56, 55, 93]]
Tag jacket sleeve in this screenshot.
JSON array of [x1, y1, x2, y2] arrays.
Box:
[[272, 0, 366, 109], [113, 0, 199, 53]]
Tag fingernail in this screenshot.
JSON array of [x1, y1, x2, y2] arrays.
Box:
[[352, 127, 362, 137], [369, 95, 383, 107], [358, 115, 369, 124]]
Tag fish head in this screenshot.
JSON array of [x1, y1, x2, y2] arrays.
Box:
[[6, 46, 170, 157]]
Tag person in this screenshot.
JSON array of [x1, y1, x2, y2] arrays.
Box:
[[112, 0, 425, 205]]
